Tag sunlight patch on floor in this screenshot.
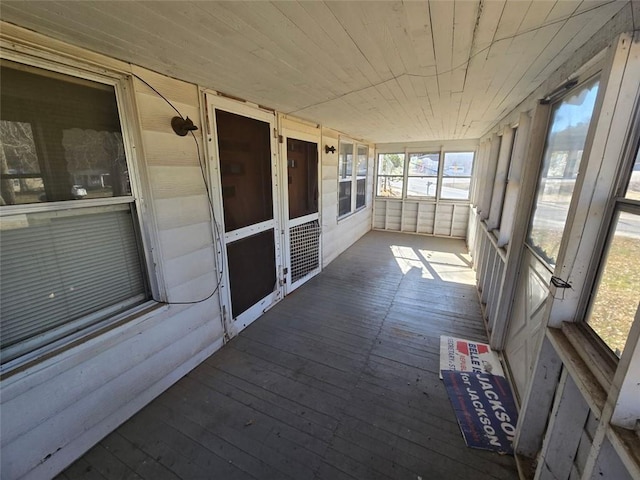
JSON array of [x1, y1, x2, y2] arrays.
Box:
[[390, 245, 435, 278]]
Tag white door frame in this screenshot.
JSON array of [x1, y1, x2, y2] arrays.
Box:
[[205, 94, 284, 332], [279, 126, 322, 294]]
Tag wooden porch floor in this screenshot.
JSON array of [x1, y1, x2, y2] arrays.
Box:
[[58, 231, 518, 480]]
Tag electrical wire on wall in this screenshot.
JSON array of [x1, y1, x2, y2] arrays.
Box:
[[131, 72, 225, 305]]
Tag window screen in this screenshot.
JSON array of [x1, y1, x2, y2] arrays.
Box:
[[0, 60, 148, 363], [441, 152, 474, 200], [407, 153, 439, 198], [0, 61, 130, 205], [376, 153, 405, 197], [527, 78, 600, 266]]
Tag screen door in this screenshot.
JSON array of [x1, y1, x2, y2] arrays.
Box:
[[281, 129, 321, 293], [209, 101, 283, 329]]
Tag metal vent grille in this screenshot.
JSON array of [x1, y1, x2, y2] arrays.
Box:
[[290, 220, 320, 283]]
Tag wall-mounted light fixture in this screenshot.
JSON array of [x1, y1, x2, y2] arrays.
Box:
[[325, 145, 336, 154], [171, 116, 199, 136]]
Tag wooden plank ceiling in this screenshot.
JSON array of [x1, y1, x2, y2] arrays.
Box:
[[0, 1, 627, 143]]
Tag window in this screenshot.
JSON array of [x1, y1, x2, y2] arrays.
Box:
[[376, 151, 475, 201], [586, 145, 640, 357], [338, 141, 353, 216], [527, 78, 600, 266], [441, 152, 474, 200], [356, 145, 367, 209], [338, 140, 368, 217], [376, 153, 404, 197], [0, 60, 149, 364], [407, 153, 439, 198]]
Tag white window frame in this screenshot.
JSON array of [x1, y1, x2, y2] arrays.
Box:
[[582, 111, 640, 360], [0, 52, 156, 370], [375, 149, 476, 202], [375, 151, 406, 199], [440, 150, 476, 201], [405, 151, 440, 200], [526, 75, 601, 269], [338, 138, 368, 219]]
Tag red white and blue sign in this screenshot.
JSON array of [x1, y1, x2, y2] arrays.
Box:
[[441, 370, 518, 454], [439, 336, 505, 378]]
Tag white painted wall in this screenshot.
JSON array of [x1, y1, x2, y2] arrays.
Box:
[[321, 127, 374, 267], [0, 30, 224, 480]]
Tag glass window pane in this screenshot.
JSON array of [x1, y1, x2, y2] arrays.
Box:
[[356, 178, 366, 209], [357, 145, 367, 177], [0, 120, 42, 205], [441, 177, 471, 199], [338, 181, 352, 216], [407, 177, 438, 197], [376, 176, 403, 197], [626, 145, 640, 200], [408, 153, 439, 176], [528, 79, 600, 266], [0, 61, 129, 205], [443, 152, 474, 177], [339, 142, 353, 180], [377, 153, 404, 175], [587, 211, 640, 357]]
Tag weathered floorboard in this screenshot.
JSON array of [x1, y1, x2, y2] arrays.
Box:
[[59, 231, 518, 480]]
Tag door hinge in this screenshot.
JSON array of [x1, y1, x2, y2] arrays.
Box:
[[274, 128, 278, 138], [278, 134, 283, 144]]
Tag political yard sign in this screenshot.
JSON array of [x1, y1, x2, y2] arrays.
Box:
[[439, 336, 505, 379], [441, 370, 518, 454]]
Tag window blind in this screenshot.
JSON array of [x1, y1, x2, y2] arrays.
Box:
[[0, 204, 147, 362]]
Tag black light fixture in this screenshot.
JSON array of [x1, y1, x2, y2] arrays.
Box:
[[171, 116, 199, 136], [325, 145, 336, 154]]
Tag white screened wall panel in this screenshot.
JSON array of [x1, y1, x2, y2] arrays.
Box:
[[374, 199, 468, 238], [373, 200, 386, 229], [434, 204, 454, 236], [417, 204, 436, 235], [385, 202, 403, 231], [468, 210, 507, 336], [401, 203, 418, 232]]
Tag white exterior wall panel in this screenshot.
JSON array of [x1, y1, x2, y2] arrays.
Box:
[[0, 34, 224, 478], [320, 127, 374, 267]]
